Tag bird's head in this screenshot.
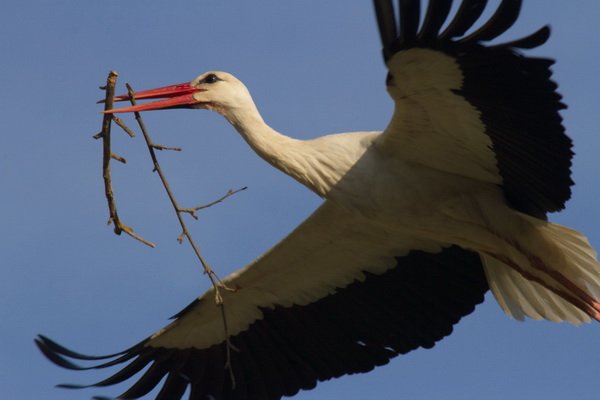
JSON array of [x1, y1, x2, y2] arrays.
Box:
[[104, 71, 253, 116]]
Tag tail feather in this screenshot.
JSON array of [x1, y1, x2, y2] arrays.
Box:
[[483, 216, 599, 324], [483, 255, 590, 324], [541, 221, 600, 298]]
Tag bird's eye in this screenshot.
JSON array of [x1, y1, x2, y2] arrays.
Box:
[[202, 74, 219, 84], [385, 72, 394, 86]]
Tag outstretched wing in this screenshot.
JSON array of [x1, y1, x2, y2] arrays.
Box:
[[374, 0, 573, 219], [37, 201, 488, 400]]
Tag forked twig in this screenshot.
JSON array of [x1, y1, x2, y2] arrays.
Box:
[[97, 71, 155, 248], [125, 83, 239, 387], [180, 187, 248, 220], [123, 84, 227, 289]]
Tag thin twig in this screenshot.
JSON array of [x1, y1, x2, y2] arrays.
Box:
[[111, 153, 127, 164], [112, 116, 136, 138], [151, 143, 182, 152], [123, 83, 234, 289], [124, 83, 238, 386], [180, 187, 247, 220], [97, 71, 155, 248]]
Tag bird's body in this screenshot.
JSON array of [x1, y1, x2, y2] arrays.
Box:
[[138, 71, 597, 353], [37, 1, 600, 399]]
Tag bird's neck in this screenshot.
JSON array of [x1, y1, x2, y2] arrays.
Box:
[[221, 103, 335, 196]]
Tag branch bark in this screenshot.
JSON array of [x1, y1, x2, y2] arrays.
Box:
[[96, 73, 242, 387], [124, 83, 238, 386], [180, 187, 247, 220], [97, 71, 155, 248]]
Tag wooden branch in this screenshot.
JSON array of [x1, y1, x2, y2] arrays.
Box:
[[124, 83, 229, 286], [124, 83, 238, 386], [97, 71, 155, 248], [112, 116, 136, 138], [96, 74, 242, 387], [111, 153, 127, 164], [180, 187, 247, 220]]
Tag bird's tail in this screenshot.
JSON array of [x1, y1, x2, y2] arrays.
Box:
[[482, 215, 600, 324]]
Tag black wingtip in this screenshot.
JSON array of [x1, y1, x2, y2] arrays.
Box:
[[36, 334, 127, 361], [495, 25, 550, 49], [398, 0, 421, 47], [376, 0, 548, 61], [35, 336, 86, 370], [418, 0, 453, 45], [459, 0, 522, 44], [439, 0, 488, 40], [374, 0, 398, 60]]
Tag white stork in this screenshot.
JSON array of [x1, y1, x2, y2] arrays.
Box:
[[37, 0, 600, 399]]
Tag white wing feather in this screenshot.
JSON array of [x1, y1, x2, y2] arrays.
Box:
[[376, 48, 500, 184], [149, 200, 441, 349]]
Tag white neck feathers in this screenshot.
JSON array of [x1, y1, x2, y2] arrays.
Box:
[[219, 100, 358, 197]]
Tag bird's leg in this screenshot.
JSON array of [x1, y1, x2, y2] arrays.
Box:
[[527, 255, 600, 318], [487, 252, 600, 322]]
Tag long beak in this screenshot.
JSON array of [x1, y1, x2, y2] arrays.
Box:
[[102, 82, 204, 114]]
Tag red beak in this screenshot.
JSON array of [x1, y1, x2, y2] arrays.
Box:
[[103, 82, 203, 114]]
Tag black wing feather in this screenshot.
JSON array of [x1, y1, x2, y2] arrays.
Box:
[[37, 246, 487, 400], [495, 25, 550, 49], [439, 0, 487, 39], [418, 0, 453, 44], [118, 359, 172, 399], [374, 0, 398, 60], [398, 0, 421, 47], [155, 372, 188, 400], [378, 0, 573, 218], [459, 0, 522, 43]]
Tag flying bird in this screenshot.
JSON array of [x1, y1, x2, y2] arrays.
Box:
[[37, 0, 600, 399]]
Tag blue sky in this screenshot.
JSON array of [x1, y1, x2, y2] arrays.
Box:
[[1, 1, 599, 399]]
